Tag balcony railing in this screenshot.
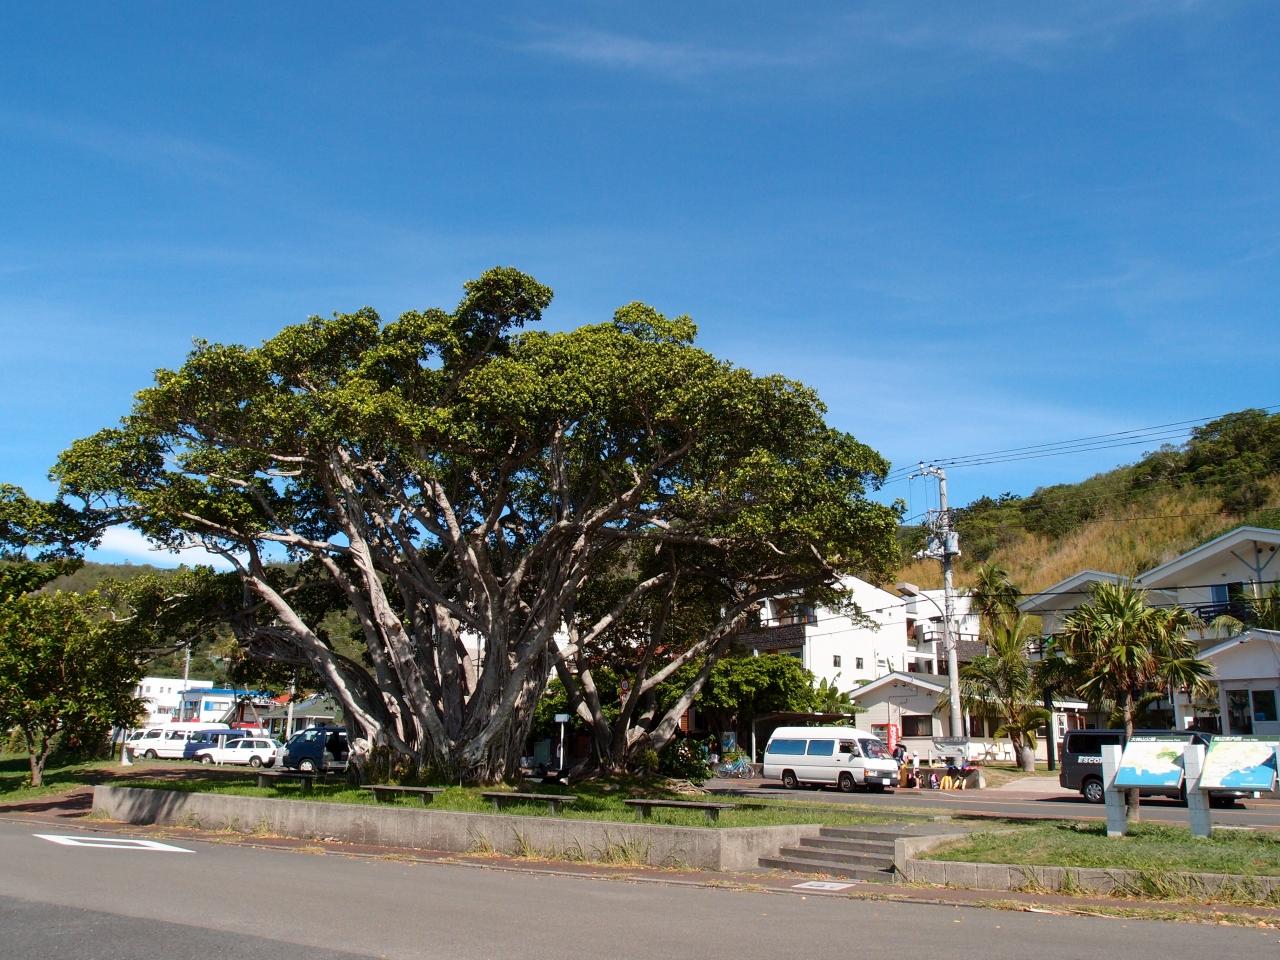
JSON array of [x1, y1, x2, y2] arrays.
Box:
[[1191, 600, 1260, 625]]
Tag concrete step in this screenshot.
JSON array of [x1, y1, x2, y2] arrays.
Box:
[[818, 824, 959, 841], [757, 855, 897, 882], [798, 836, 896, 856], [775, 846, 893, 869]]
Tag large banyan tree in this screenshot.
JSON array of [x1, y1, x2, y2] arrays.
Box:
[[55, 268, 899, 782]]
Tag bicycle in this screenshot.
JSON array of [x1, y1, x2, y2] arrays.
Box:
[[714, 756, 756, 779]]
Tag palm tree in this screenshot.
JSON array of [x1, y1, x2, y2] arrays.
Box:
[[1059, 581, 1211, 820], [970, 563, 1020, 649], [943, 615, 1049, 772]]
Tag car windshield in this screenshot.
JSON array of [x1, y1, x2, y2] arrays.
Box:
[[860, 739, 890, 759]]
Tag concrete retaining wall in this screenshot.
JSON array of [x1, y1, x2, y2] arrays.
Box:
[[901, 857, 1280, 897], [892, 831, 1280, 899], [93, 786, 820, 871]]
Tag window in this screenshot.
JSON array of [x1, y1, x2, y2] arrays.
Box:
[[900, 715, 933, 738], [832, 655, 842, 668], [854, 657, 864, 670], [1227, 689, 1252, 734], [1064, 731, 1121, 756], [838, 740, 860, 756], [766, 739, 806, 756], [1253, 690, 1278, 724], [806, 739, 835, 756]]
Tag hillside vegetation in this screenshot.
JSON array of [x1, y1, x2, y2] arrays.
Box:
[[896, 408, 1280, 592]]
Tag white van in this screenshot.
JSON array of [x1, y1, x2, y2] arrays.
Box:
[[126, 723, 237, 760], [762, 726, 898, 792]]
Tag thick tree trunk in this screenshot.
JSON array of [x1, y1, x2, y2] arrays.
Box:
[[1019, 743, 1036, 773], [1123, 690, 1140, 822], [24, 729, 50, 788]]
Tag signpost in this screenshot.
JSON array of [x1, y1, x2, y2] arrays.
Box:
[[554, 713, 570, 772], [931, 736, 968, 763]]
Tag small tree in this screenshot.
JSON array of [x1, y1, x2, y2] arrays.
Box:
[[0, 591, 146, 785], [680, 654, 819, 758], [1059, 581, 1210, 820], [948, 616, 1049, 771]]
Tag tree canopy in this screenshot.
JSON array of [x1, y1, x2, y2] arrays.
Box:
[[54, 268, 899, 783]]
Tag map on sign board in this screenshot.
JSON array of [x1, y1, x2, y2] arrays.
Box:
[[1113, 736, 1186, 789], [1199, 736, 1279, 791]]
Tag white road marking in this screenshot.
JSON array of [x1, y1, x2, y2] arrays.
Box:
[[34, 833, 194, 853], [792, 880, 857, 890]]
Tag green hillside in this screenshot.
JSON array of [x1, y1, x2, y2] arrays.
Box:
[[897, 408, 1280, 592]]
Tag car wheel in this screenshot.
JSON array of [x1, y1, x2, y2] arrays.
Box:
[[249, 756, 262, 768], [838, 772, 855, 793], [144, 749, 158, 760], [299, 758, 317, 773], [781, 769, 799, 789], [1082, 777, 1105, 804], [200, 754, 213, 765]]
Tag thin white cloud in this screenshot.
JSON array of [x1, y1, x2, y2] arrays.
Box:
[[845, 1, 1206, 67], [519, 3, 1208, 79], [91, 526, 244, 572], [0, 109, 247, 178], [519, 26, 806, 79]]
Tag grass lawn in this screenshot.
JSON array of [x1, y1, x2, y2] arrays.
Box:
[[118, 774, 928, 829], [968, 763, 1049, 789], [0, 751, 259, 806], [930, 820, 1280, 877], [0, 752, 125, 805]]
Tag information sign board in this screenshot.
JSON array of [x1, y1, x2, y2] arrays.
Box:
[[1199, 736, 1279, 791], [1113, 736, 1186, 790]]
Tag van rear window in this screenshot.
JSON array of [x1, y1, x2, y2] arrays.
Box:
[[766, 739, 806, 756], [1066, 733, 1121, 755]]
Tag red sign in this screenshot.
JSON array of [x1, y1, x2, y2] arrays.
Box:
[[885, 724, 899, 753]]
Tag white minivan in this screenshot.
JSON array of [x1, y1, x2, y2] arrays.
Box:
[[126, 723, 238, 760], [762, 726, 898, 792]]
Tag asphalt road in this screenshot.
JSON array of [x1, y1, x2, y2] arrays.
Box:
[[0, 819, 1273, 959], [712, 780, 1280, 828]]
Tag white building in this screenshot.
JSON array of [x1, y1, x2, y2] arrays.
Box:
[[134, 676, 214, 726], [738, 576, 982, 692], [847, 670, 1089, 763], [1018, 525, 1280, 736]]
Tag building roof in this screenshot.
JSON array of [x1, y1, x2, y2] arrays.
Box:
[[846, 670, 1087, 710], [847, 671, 947, 700], [1136, 526, 1280, 589], [257, 693, 340, 721], [1198, 627, 1280, 662], [1017, 570, 1124, 613]]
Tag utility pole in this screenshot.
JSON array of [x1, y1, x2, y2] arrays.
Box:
[[181, 643, 192, 722], [914, 464, 963, 744]]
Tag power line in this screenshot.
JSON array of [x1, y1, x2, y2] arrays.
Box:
[[885, 402, 1280, 482], [749, 573, 1280, 630]]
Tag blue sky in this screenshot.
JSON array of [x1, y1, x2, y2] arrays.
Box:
[[2, 2, 1278, 566]]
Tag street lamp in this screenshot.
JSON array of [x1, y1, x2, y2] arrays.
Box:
[[897, 581, 964, 746]]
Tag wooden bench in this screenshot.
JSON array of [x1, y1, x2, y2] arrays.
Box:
[[256, 770, 318, 792], [365, 785, 443, 805], [623, 798, 737, 823], [480, 791, 578, 815]]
